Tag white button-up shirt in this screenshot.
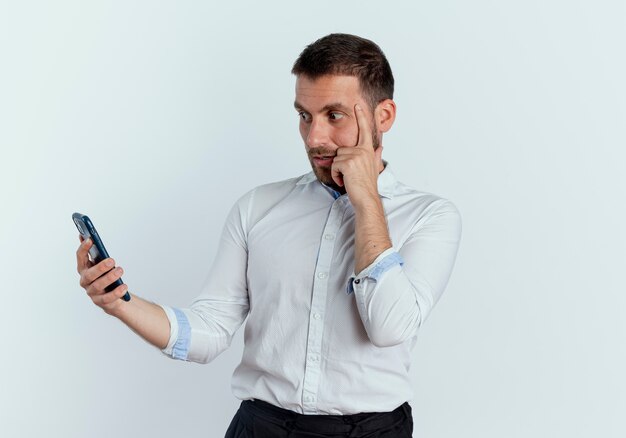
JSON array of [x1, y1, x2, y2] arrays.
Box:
[[159, 165, 461, 415]]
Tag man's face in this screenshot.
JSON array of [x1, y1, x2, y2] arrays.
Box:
[[294, 75, 379, 191]]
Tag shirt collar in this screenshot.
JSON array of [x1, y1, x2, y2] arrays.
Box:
[[296, 161, 399, 200]]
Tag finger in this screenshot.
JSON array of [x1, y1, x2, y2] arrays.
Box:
[[95, 283, 129, 308], [334, 146, 359, 156], [80, 257, 116, 287], [331, 163, 344, 187], [354, 104, 372, 149], [76, 238, 94, 274], [90, 266, 124, 294]]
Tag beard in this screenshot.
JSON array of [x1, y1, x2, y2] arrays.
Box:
[[307, 125, 380, 193]]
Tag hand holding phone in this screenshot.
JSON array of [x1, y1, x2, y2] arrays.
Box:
[[73, 213, 131, 302]]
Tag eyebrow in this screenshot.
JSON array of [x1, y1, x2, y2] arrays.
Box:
[[294, 101, 353, 114]]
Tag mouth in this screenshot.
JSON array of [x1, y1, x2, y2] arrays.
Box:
[[312, 155, 335, 166]]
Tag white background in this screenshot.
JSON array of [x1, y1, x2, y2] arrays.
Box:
[[1, 1, 625, 437]]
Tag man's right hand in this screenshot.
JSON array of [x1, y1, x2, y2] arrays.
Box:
[[75, 236, 171, 350], [76, 236, 130, 316]]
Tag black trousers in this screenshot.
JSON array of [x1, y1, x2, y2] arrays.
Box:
[[225, 399, 413, 438]]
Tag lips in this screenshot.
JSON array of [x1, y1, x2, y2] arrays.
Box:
[[312, 156, 334, 166]]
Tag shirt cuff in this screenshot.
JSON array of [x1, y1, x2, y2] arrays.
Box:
[[158, 304, 191, 360], [346, 249, 404, 295]]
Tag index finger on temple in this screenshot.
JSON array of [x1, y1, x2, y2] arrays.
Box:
[[354, 104, 371, 148]]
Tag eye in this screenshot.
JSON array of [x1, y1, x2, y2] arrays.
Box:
[[329, 112, 344, 121], [298, 111, 311, 122]]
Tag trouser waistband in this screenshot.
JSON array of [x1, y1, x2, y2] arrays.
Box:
[[241, 399, 411, 434]]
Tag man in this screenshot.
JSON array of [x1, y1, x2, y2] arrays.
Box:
[[76, 33, 461, 437]]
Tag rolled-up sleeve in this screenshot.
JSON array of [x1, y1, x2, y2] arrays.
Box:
[[349, 200, 462, 348], [158, 304, 183, 358], [159, 191, 253, 363]]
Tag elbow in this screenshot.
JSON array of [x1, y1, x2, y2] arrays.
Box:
[[357, 274, 432, 347], [366, 329, 415, 348], [363, 290, 424, 348], [183, 304, 247, 364], [193, 346, 229, 365], [365, 313, 422, 348], [187, 327, 234, 364], [368, 332, 405, 348]]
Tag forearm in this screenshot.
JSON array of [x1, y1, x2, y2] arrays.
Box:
[[353, 196, 392, 274], [110, 294, 171, 350]]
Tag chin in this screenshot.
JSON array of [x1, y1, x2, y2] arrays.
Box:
[[315, 171, 343, 192], [311, 166, 333, 185]]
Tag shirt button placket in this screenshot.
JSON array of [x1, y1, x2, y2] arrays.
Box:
[[301, 198, 344, 414]]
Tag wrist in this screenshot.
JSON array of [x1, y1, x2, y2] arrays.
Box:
[[105, 295, 133, 320], [351, 192, 383, 212]]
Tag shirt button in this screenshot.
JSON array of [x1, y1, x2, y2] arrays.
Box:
[[324, 234, 334, 240], [354, 278, 361, 284], [318, 272, 327, 279], [313, 313, 321, 320]]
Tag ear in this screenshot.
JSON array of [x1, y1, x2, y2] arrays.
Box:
[[374, 99, 396, 133]]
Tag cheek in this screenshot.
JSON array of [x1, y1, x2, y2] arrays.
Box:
[[334, 125, 359, 147]]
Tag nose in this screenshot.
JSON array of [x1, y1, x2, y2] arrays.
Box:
[[305, 119, 330, 148]]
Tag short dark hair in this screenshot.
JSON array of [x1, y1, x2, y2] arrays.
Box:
[[291, 33, 394, 111]]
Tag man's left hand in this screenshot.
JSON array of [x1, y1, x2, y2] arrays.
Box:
[[331, 104, 383, 205]]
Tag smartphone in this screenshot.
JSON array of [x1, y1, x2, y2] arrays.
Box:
[[72, 213, 131, 302]]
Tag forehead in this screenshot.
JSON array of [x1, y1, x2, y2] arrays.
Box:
[[295, 75, 364, 109]]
